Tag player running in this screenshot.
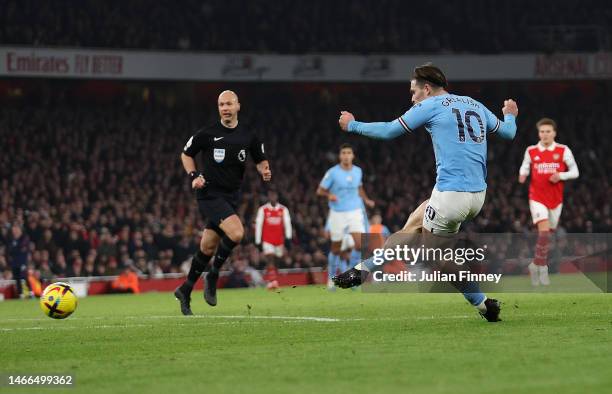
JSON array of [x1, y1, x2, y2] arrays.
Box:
[[317, 144, 375, 290], [519, 117, 579, 286], [333, 64, 517, 322], [175, 90, 271, 315], [255, 189, 292, 266]]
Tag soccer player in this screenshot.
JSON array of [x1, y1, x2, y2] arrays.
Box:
[[174, 90, 271, 315], [255, 189, 292, 265], [334, 64, 518, 322], [519, 118, 579, 286], [317, 144, 375, 290]]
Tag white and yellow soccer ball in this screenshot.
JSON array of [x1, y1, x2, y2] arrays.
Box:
[[39, 282, 78, 319]]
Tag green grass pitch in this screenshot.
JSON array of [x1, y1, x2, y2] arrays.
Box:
[[1, 286, 611, 394]]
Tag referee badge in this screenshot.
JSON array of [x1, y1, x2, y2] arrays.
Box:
[[214, 148, 225, 163], [238, 149, 246, 162]]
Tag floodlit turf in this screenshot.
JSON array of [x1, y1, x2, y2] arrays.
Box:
[[1, 284, 611, 394]]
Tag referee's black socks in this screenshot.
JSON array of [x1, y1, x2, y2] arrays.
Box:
[[210, 235, 238, 274], [181, 250, 212, 292]]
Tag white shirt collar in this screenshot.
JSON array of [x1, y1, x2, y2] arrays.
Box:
[[537, 141, 556, 152]]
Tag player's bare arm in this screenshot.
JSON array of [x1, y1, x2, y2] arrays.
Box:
[[256, 160, 272, 181], [316, 186, 338, 202], [359, 186, 375, 208], [181, 152, 205, 189]]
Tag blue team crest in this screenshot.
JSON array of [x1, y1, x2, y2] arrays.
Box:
[[214, 148, 225, 163]]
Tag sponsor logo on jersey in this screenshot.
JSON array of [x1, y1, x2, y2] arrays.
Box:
[[534, 162, 560, 174], [534, 155, 540, 161], [214, 148, 225, 163], [266, 217, 283, 225], [553, 153, 560, 160], [214, 137, 224, 141], [238, 149, 246, 162]]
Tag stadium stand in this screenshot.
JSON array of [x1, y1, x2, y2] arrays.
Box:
[[1, 80, 610, 282], [1, 0, 610, 53]]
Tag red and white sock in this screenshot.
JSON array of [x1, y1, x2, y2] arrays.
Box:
[[534, 231, 551, 267]]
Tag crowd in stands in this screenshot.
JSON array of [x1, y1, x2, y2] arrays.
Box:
[[1, 81, 610, 284], [2, 0, 610, 53]]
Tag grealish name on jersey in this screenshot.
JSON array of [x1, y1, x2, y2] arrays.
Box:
[[397, 94, 503, 192]]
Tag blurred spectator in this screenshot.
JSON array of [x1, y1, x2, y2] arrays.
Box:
[[0, 80, 610, 284], [225, 260, 250, 288], [0, 0, 609, 53], [8, 225, 29, 297], [109, 265, 140, 294]]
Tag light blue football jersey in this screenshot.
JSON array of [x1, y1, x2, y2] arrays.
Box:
[[319, 164, 363, 212], [397, 94, 502, 192]]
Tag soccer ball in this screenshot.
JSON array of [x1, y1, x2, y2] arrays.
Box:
[[39, 282, 78, 319]]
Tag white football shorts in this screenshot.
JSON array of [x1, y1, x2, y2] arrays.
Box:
[[328, 208, 366, 242], [529, 200, 562, 229], [423, 188, 486, 234]]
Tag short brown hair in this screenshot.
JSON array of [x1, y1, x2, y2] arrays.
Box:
[[536, 117, 557, 131], [412, 63, 448, 89], [339, 143, 353, 152]]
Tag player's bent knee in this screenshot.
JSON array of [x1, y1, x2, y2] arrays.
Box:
[[234, 230, 245, 243], [200, 239, 218, 255], [201, 244, 217, 255], [219, 215, 245, 242], [200, 230, 220, 255], [226, 227, 244, 243]]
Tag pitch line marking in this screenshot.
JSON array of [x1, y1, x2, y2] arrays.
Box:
[[2, 311, 610, 326], [1, 315, 348, 322], [0, 316, 350, 331], [0, 324, 154, 332], [138, 315, 343, 322]]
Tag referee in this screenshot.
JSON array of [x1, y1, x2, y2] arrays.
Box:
[[175, 90, 271, 315]]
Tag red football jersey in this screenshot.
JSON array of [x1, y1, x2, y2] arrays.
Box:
[[521, 143, 570, 209], [255, 203, 292, 246]]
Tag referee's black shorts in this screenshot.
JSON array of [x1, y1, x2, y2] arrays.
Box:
[[197, 188, 240, 234]]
